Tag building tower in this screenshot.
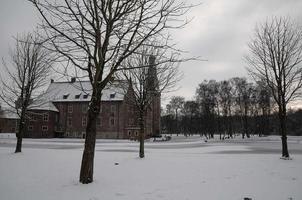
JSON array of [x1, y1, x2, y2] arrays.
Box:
[[146, 55, 161, 136]]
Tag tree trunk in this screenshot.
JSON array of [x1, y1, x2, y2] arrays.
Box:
[[241, 115, 245, 139], [15, 119, 24, 153], [139, 111, 145, 158], [15, 106, 27, 153], [15, 133, 23, 153], [244, 103, 250, 138], [279, 103, 289, 158], [176, 110, 178, 136], [79, 97, 99, 184]]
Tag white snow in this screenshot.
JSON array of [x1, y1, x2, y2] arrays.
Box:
[[0, 133, 16, 138], [0, 136, 301, 200]]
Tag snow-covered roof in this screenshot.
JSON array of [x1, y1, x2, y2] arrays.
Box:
[[46, 80, 126, 102], [0, 108, 19, 119], [28, 100, 59, 112], [28, 80, 128, 111]]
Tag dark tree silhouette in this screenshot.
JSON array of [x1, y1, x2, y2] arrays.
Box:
[[29, 0, 193, 183], [0, 33, 52, 153], [121, 45, 182, 158], [246, 17, 302, 158]]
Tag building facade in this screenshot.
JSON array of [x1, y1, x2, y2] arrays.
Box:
[[26, 78, 161, 139], [0, 108, 19, 133]]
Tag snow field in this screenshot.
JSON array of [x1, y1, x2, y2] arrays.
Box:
[[0, 137, 301, 200]]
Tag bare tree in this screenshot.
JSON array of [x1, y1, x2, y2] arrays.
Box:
[[218, 80, 234, 139], [29, 0, 192, 183], [0, 33, 52, 153], [246, 17, 302, 158], [196, 80, 219, 138], [168, 96, 185, 136], [255, 80, 272, 136], [182, 100, 199, 136], [231, 77, 254, 138], [121, 45, 182, 158]]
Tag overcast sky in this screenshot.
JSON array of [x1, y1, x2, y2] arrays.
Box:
[[1, 0, 302, 104]]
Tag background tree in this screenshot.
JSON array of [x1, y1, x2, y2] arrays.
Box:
[[218, 80, 234, 139], [255, 80, 272, 136], [246, 17, 302, 158], [0, 33, 52, 153], [162, 104, 175, 135], [231, 77, 254, 138], [121, 45, 182, 158], [168, 96, 185, 136], [195, 80, 218, 138], [30, 0, 192, 183], [182, 100, 199, 136]]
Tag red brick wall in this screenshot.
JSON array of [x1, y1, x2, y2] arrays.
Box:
[[26, 86, 161, 139], [26, 110, 58, 138], [0, 118, 18, 133]]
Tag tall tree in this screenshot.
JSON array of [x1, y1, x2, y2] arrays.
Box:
[[29, 0, 192, 183], [121, 45, 182, 158], [255, 80, 272, 136], [0, 33, 52, 153], [182, 100, 199, 136], [196, 80, 218, 138], [218, 80, 234, 138], [168, 96, 185, 135], [231, 77, 254, 138], [246, 17, 302, 158]]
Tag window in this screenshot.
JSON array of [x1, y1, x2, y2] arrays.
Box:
[[15, 121, 18, 129], [111, 105, 116, 112], [82, 104, 88, 113], [43, 113, 49, 121], [110, 93, 115, 99], [73, 132, 78, 137], [135, 131, 138, 136], [75, 93, 81, 99], [42, 126, 48, 131], [110, 117, 115, 126], [97, 117, 101, 127], [128, 131, 131, 136], [29, 114, 34, 121], [83, 94, 89, 99], [67, 117, 72, 127], [82, 116, 87, 127], [30, 114, 37, 121], [82, 132, 86, 139], [128, 106, 133, 113], [68, 104, 73, 113], [63, 94, 69, 99], [128, 118, 134, 126], [28, 126, 33, 131]]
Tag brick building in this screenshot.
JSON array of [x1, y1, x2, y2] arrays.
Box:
[[26, 77, 161, 139], [0, 108, 19, 133]]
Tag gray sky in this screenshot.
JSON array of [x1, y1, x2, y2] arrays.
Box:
[[1, 0, 302, 105]]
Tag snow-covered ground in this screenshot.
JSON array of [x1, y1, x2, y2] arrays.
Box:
[[0, 133, 15, 138], [0, 135, 301, 200]]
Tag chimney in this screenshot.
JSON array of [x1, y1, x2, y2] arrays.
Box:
[[50, 79, 54, 83], [71, 77, 76, 83]]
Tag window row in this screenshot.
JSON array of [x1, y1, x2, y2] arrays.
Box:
[[28, 125, 48, 131], [29, 113, 49, 121], [66, 116, 116, 127], [60, 104, 117, 114]]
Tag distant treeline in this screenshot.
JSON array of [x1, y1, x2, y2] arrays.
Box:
[[161, 77, 302, 138]]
